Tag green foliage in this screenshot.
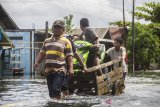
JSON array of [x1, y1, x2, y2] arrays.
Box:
[[135, 2, 160, 23], [127, 23, 160, 69], [109, 20, 131, 27], [148, 23, 160, 38], [63, 14, 75, 34], [109, 2, 160, 70], [135, 2, 160, 37]]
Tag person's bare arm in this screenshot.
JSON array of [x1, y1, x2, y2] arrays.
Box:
[[94, 38, 99, 44], [66, 56, 74, 75], [34, 53, 45, 68], [122, 47, 126, 60], [74, 52, 88, 72]]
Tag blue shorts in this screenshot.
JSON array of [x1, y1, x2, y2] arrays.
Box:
[[61, 75, 71, 91], [46, 72, 65, 98]]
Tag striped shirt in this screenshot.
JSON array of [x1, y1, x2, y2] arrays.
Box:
[[40, 35, 73, 74]]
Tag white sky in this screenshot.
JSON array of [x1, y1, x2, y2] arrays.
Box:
[[0, 0, 158, 29]]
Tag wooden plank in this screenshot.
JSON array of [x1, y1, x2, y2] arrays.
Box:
[[97, 86, 108, 95], [107, 67, 122, 78], [96, 74, 108, 83], [107, 70, 117, 78], [96, 83, 113, 95], [87, 59, 121, 72], [108, 73, 123, 84], [119, 78, 125, 85], [117, 67, 123, 74], [96, 67, 123, 84], [97, 80, 108, 89]]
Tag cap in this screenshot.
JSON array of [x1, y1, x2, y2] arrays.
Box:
[[53, 20, 65, 28]]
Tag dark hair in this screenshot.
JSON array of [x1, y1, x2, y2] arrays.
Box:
[[52, 20, 65, 29], [114, 38, 123, 45], [80, 18, 89, 27]]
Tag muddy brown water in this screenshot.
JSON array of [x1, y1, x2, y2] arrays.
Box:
[[0, 76, 160, 107]]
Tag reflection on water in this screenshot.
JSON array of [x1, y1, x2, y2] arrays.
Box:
[[0, 76, 160, 107]]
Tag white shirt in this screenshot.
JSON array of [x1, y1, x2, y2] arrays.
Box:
[[106, 47, 128, 72]]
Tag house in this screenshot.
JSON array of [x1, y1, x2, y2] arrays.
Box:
[[0, 3, 19, 76], [0, 3, 35, 76], [5, 30, 35, 75], [0, 3, 19, 30], [0, 26, 14, 75]]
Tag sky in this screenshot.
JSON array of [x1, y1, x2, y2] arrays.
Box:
[[0, 0, 158, 29]]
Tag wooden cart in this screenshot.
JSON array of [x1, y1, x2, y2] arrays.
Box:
[[69, 59, 125, 96]]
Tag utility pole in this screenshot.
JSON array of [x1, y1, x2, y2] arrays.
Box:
[[132, 0, 135, 74], [45, 21, 48, 38], [122, 0, 125, 30], [122, 0, 127, 47], [32, 23, 35, 77]]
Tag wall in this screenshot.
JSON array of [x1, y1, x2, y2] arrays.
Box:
[[5, 31, 34, 75]]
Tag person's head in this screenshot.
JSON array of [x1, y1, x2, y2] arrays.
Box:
[[114, 38, 123, 50], [80, 18, 89, 30], [52, 20, 65, 36]]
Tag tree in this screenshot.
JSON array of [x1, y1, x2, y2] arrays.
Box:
[[135, 2, 160, 37], [109, 2, 160, 70], [126, 23, 160, 70], [63, 14, 75, 34], [109, 21, 131, 27], [135, 2, 160, 23]]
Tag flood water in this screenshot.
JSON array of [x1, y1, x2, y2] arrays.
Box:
[[0, 75, 160, 107]]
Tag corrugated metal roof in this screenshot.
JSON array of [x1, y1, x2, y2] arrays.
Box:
[[0, 3, 19, 30]]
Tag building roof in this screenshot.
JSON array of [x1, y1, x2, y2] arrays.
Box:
[[35, 27, 127, 42], [71, 28, 109, 39], [109, 27, 126, 40], [71, 27, 126, 40], [0, 26, 13, 47], [0, 3, 19, 30]]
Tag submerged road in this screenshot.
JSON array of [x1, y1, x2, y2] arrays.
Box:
[[0, 76, 160, 107]]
